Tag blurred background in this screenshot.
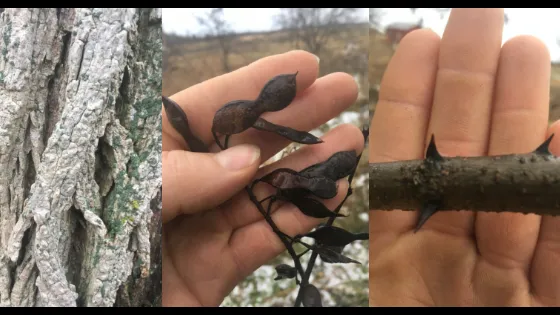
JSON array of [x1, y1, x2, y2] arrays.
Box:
[[369, 8, 560, 123], [163, 8, 369, 307]]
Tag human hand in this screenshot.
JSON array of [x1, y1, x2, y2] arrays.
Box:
[[369, 8, 560, 306], [162, 50, 365, 306]]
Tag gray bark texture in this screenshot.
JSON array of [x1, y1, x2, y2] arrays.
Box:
[[0, 8, 162, 307]]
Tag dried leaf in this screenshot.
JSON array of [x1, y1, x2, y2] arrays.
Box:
[[162, 96, 208, 153], [304, 225, 369, 247], [259, 168, 338, 199], [302, 284, 322, 307], [315, 245, 360, 264], [290, 196, 346, 219], [211, 100, 260, 135], [253, 118, 323, 144], [256, 72, 298, 112], [299, 151, 357, 181], [274, 264, 297, 280]]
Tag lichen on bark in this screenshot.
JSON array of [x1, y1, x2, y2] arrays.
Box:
[[0, 8, 161, 307]]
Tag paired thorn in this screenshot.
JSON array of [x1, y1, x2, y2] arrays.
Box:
[[426, 134, 444, 162], [534, 134, 555, 155], [414, 201, 440, 233]]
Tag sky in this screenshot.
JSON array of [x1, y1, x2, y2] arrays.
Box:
[[162, 8, 369, 35], [162, 8, 560, 62]]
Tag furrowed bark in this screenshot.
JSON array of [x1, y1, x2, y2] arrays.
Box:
[[369, 152, 560, 215], [0, 8, 161, 307]]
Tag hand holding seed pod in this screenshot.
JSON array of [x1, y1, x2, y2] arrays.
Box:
[[163, 70, 369, 307]]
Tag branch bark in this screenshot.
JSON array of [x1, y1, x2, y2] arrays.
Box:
[[370, 137, 560, 215], [0, 8, 161, 307]]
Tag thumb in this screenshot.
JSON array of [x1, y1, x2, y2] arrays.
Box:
[[162, 144, 261, 223]]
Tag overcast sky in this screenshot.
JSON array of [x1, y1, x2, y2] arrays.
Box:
[[162, 8, 369, 35], [162, 8, 560, 62]]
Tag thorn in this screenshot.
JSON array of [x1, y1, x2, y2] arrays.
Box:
[[294, 70, 299, 77], [534, 134, 555, 155], [414, 201, 440, 233], [426, 134, 444, 161]]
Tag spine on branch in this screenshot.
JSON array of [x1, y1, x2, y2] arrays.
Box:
[[370, 135, 560, 216]]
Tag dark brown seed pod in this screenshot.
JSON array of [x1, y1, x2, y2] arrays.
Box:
[[258, 168, 338, 199], [274, 264, 297, 281], [255, 72, 298, 112], [289, 196, 347, 219], [252, 118, 323, 144], [162, 96, 208, 153], [211, 100, 260, 135], [315, 245, 360, 264], [300, 151, 358, 181], [302, 284, 322, 307], [304, 226, 369, 247]]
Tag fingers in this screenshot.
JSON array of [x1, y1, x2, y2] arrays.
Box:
[[162, 145, 261, 223], [475, 36, 550, 274], [208, 72, 359, 161], [163, 50, 320, 151], [422, 8, 504, 236], [369, 29, 440, 250], [221, 123, 364, 230], [531, 120, 560, 305], [227, 180, 350, 281]]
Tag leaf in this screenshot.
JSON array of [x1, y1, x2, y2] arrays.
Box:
[[299, 151, 357, 181], [162, 96, 208, 153], [252, 118, 323, 144], [304, 225, 369, 247], [259, 168, 338, 199], [315, 245, 360, 264], [302, 284, 322, 307], [290, 196, 346, 219], [211, 100, 260, 135], [274, 264, 297, 281]]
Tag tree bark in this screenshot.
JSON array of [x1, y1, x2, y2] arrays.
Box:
[[0, 8, 161, 307]]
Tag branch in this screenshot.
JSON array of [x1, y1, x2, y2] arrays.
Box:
[[369, 134, 560, 216]]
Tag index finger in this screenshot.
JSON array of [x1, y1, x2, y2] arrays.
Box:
[[162, 50, 320, 152], [369, 29, 440, 252]]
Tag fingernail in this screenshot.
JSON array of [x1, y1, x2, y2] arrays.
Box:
[[312, 53, 320, 64], [215, 144, 260, 171]]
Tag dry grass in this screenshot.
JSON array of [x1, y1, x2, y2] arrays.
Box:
[[163, 25, 369, 102]]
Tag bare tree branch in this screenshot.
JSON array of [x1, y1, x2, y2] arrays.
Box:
[[196, 8, 235, 73], [274, 8, 360, 56]]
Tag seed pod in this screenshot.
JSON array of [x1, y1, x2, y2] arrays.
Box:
[[304, 225, 369, 247], [300, 151, 358, 181], [258, 168, 338, 199], [274, 264, 297, 281], [256, 72, 298, 112], [302, 284, 322, 307], [162, 96, 208, 153], [315, 245, 360, 264], [252, 118, 323, 144], [289, 196, 346, 219], [211, 100, 259, 135]]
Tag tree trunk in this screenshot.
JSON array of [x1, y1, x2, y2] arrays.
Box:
[[0, 8, 162, 307]]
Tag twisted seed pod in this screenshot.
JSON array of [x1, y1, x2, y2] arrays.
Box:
[[211, 73, 312, 145], [211, 100, 259, 135], [255, 72, 298, 112]]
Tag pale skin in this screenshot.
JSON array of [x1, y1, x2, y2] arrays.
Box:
[[370, 8, 560, 306], [162, 51, 364, 306]]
